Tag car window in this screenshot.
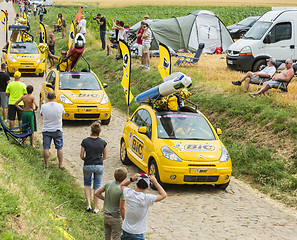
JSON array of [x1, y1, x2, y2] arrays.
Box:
[[10, 42, 38, 54], [59, 72, 101, 90], [238, 17, 257, 27], [131, 109, 152, 138], [46, 71, 56, 85], [265, 22, 292, 43], [157, 112, 215, 140]]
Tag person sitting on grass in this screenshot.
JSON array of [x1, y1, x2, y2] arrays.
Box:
[[232, 57, 277, 92], [14, 85, 38, 147], [249, 59, 294, 97], [53, 13, 66, 38]]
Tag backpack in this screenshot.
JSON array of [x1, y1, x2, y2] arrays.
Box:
[[43, 8, 47, 14]]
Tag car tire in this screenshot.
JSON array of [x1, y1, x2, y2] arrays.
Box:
[[101, 117, 111, 125], [148, 159, 162, 190], [39, 71, 44, 77], [215, 180, 230, 190], [252, 59, 266, 72], [120, 138, 132, 165]]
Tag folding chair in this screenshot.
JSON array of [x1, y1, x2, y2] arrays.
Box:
[[270, 63, 297, 92], [0, 117, 32, 148], [174, 43, 205, 67]]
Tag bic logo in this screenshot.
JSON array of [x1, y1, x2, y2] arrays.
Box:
[[131, 135, 144, 159]]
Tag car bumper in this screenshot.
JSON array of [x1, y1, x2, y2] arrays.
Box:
[[226, 55, 255, 72], [7, 62, 46, 74]]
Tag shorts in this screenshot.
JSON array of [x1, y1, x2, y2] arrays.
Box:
[[42, 130, 63, 150], [266, 80, 282, 88], [22, 111, 35, 132], [104, 214, 122, 240], [83, 165, 104, 189], [142, 44, 150, 54], [0, 92, 8, 108], [121, 230, 145, 240], [250, 75, 269, 84], [48, 49, 55, 59], [111, 43, 118, 49], [33, 10, 36, 17], [8, 104, 23, 121]]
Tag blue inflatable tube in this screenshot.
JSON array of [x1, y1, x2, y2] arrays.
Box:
[[135, 86, 160, 105]]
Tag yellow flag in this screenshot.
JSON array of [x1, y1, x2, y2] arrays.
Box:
[[68, 21, 75, 50], [24, 11, 27, 24], [39, 22, 47, 43], [158, 43, 171, 80], [0, 10, 8, 42], [119, 40, 133, 105]]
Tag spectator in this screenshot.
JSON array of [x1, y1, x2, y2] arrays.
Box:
[[5, 71, 26, 129], [33, 3, 37, 20], [96, 13, 106, 50], [0, 63, 10, 124], [80, 121, 107, 214], [141, 22, 152, 71], [14, 85, 38, 147], [14, 13, 19, 23], [136, 21, 145, 61], [95, 167, 128, 240], [48, 50, 71, 72], [120, 173, 167, 240], [47, 33, 55, 69], [144, 15, 152, 25], [54, 13, 66, 39], [79, 15, 87, 35], [250, 59, 295, 97], [40, 91, 65, 169], [106, 20, 125, 56], [232, 57, 277, 92], [38, 5, 44, 22]]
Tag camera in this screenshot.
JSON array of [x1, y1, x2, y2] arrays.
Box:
[[93, 17, 98, 20]]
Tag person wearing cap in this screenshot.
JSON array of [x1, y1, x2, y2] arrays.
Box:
[[250, 59, 295, 97], [120, 173, 167, 240], [0, 63, 10, 124], [5, 71, 27, 129], [232, 57, 277, 92], [79, 15, 87, 35], [48, 50, 71, 72], [144, 14, 152, 24], [96, 14, 106, 50]]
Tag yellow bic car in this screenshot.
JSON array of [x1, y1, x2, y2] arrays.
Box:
[[120, 105, 232, 189], [1, 41, 46, 77], [40, 70, 111, 123]]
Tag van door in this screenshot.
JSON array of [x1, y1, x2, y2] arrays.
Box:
[[263, 22, 294, 61]]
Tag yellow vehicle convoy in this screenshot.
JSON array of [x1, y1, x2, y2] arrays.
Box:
[[40, 70, 111, 124]]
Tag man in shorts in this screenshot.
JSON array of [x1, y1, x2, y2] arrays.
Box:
[[5, 71, 27, 129], [250, 59, 295, 97], [141, 22, 152, 71], [232, 57, 277, 92], [136, 21, 144, 60], [40, 91, 65, 169], [0, 63, 10, 124]]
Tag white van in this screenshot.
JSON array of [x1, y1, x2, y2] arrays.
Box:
[[226, 10, 297, 72], [29, 0, 53, 7]]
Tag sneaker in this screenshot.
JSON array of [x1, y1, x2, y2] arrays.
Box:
[[86, 206, 92, 212], [139, 65, 145, 68], [145, 66, 150, 71], [93, 209, 100, 214], [232, 81, 242, 86]]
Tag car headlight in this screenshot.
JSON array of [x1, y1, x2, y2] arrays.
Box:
[[240, 46, 252, 54], [230, 29, 239, 33], [59, 94, 73, 104], [100, 94, 109, 105], [9, 56, 18, 62], [36, 56, 41, 63], [219, 147, 230, 162], [161, 146, 182, 162]]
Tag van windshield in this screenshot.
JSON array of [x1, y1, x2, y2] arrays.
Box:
[[244, 21, 272, 40]]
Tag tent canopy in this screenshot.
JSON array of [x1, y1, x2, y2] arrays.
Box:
[[149, 10, 234, 53]]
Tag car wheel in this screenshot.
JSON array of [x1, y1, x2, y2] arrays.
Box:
[[39, 71, 44, 77], [120, 138, 132, 165], [101, 117, 111, 125], [215, 180, 230, 190], [252, 59, 266, 72], [148, 159, 162, 190]]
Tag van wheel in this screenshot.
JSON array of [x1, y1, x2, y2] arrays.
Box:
[[252, 59, 266, 72], [148, 159, 162, 190], [101, 117, 111, 125], [215, 180, 230, 190], [120, 139, 132, 165]]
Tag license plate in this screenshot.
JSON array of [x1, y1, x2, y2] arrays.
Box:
[[80, 109, 93, 113], [190, 168, 209, 174], [227, 60, 233, 65]]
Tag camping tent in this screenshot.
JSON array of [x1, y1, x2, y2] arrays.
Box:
[[149, 10, 234, 53]]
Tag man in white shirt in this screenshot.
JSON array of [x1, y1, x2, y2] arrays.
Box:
[[40, 91, 65, 169], [120, 173, 167, 240], [141, 23, 152, 71], [232, 57, 277, 92], [79, 15, 87, 35]]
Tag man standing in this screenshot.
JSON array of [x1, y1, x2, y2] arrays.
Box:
[[120, 173, 167, 240], [96, 14, 106, 50], [5, 71, 26, 129], [79, 15, 87, 35], [0, 63, 10, 124], [40, 91, 65, 169], [141, 22, 152, 71]]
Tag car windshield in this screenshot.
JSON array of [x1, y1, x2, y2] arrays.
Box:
[[238, 17, 257, 26], [10, 42, 38, 54], [59, 72, 102, 90], [244, 21, 272, 40], [157, 112, 215, 140]]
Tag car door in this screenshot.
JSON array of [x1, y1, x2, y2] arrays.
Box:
[[43, 71, 56, 103]]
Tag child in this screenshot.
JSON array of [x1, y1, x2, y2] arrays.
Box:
[[14, 85, 38, 147], [95, 167, 127, 240]]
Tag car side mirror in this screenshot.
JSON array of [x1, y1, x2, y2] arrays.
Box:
[[46, 83, 54, 89], [103, 83, 108, 88], [263, 35, 271, 44], [216, 128, 222, 135], [138, 126, 147, 134]]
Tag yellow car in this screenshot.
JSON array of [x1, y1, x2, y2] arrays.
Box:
[[1, 41, 46, 77], [120, 104, 232, 189], [40, 69, 111, 123]]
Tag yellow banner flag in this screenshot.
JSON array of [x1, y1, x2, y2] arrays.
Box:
[[119, 40, 133, 106], [39, 22, 47, 43], [68, 21, 75, 50], [0, 10, 8, 42], [157, 43, 171, 80], [24, 11, 27, 24]]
